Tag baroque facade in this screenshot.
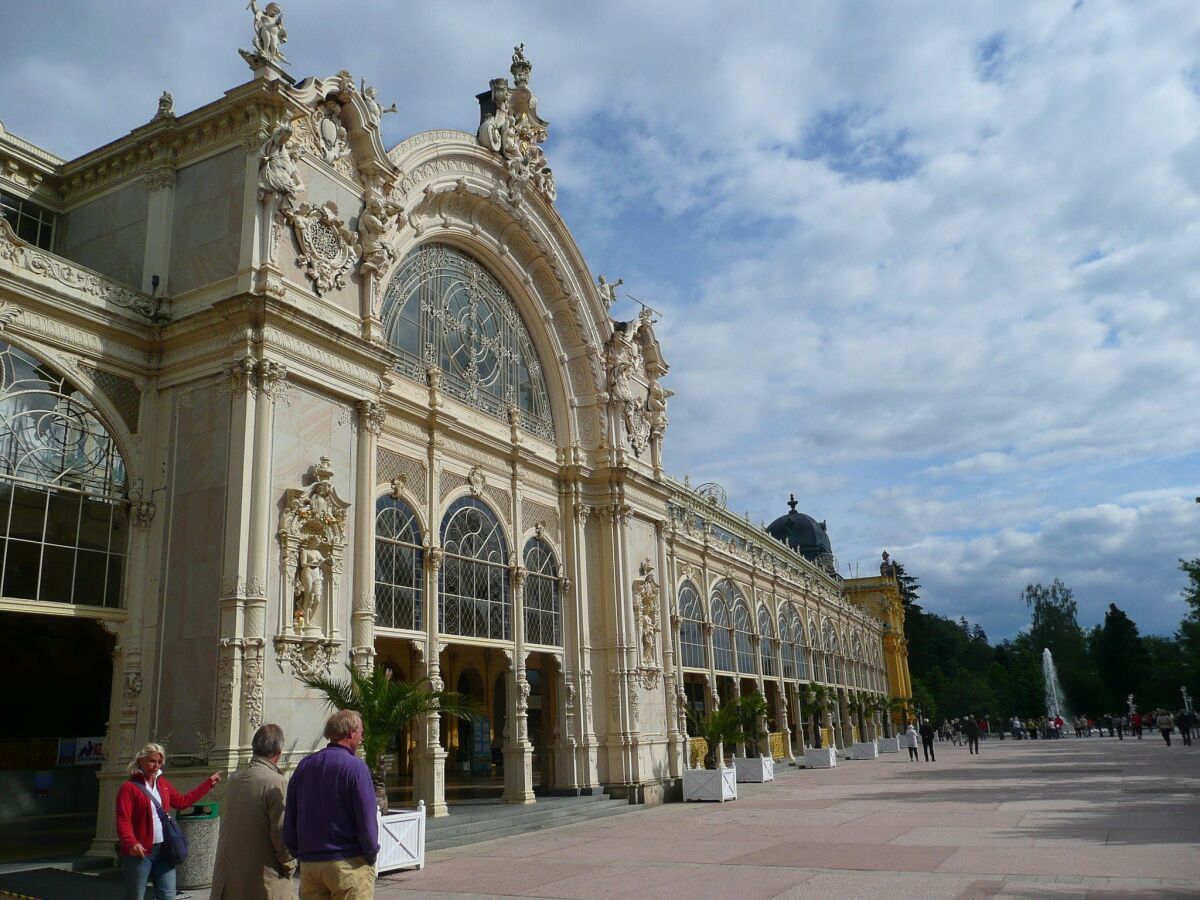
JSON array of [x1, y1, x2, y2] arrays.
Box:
[[0, 14, 910, 854]]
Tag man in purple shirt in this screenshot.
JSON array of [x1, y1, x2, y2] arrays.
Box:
[[283, 709, 379, 899]]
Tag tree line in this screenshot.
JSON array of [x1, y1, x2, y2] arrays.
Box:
[[894, 558, 1200, 723]]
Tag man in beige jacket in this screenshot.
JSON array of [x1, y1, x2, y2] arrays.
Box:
[[211, 724, 296, 899]]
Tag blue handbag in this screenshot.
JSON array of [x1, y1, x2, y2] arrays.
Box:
[[138, 782, 189, 866]]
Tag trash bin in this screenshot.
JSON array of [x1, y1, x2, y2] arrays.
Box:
[[175, 801, 220, 890]]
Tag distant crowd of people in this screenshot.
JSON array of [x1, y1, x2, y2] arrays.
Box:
[[1002, 709, 1194, 746]]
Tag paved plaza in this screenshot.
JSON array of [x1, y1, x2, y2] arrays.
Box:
[[377, 736, 1200, 899]]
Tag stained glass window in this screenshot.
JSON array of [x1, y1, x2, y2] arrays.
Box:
[[381, 244, 554, 440]]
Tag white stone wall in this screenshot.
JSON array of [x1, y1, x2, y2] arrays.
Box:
[[169, 149, 245, 296], [58, 180, 150, 288]]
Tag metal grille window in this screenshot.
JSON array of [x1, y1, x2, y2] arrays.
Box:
[[758, 604, 776, 678], [778, 610, 796, 679], [791, 609, 807, 681], [0, 190, 56, 250], [710, 590, 735, 673], [677, 581, 706, 669], [810, 618, 822, 683], [522, 537, 561, 646], [852, 634, 864, 688], [381, 244, 554, 441], [375, 495, 423, 630], [731, 595, 755, 675], [0, 342, 128, 607], [439, 497, 510, 640]]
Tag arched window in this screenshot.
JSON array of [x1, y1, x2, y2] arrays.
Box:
[[677, 581, 706, 669], [822, 620, 837, 683], [523, 537, 561, 646], [440, 497, 509, 640], [778, 609, 795, 680], [852, 633, 864, 688], [791, 609, 807, 681], [375, 495, 423, 630], [0, 342, 129, 607], [710, 588, 735, 673], [380, 244, 554, 440], [732, 596, 755, 675], [757, 604, 776, 678], [810, 618, 821, 683]]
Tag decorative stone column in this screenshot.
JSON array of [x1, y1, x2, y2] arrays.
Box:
[[351, 399, 384, 674], [503, 567, 535, 804], [414, 549, 446, 817]]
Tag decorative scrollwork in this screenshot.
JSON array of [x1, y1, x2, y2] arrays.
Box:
[[284, 201, 359, 296]]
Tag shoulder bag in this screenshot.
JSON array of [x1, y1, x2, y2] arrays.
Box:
[[137, 781, 189, 866]]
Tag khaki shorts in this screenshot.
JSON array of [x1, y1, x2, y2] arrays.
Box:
[[299, 856, 376, 900]]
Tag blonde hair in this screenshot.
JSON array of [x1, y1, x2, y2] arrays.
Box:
[[127, 742, 165, 775], [323, 709, 362, 741]]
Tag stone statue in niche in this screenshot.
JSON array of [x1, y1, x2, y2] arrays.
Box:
[[635, 558, 660, 667], [604, 321, 650, 456], [248, 0, 289, 65], [294, 534, 326, 631]]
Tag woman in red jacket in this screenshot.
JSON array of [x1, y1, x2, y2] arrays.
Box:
[[116, 742, 222, 900]]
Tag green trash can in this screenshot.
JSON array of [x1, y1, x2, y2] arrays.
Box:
[[176, 801, 220, 890]]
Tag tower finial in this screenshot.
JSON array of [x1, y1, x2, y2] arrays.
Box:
[[787, 493, 797, 512]]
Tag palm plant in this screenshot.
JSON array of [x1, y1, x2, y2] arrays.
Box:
[[685, 703, 746, 769], [734, 692, 771, 758], [302, 664, 481, 813], [801, 684, 832, 748]]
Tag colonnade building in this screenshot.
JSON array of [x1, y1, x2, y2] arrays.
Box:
[[0, 20, 911, 854]]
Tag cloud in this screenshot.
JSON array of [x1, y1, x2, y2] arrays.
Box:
[[6, 1, 1200, 640]]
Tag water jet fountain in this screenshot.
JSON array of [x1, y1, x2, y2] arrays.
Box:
[[1043, 648, 1069, 719]]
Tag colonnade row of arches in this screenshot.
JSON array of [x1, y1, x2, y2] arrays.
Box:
[[674, 576, 890, 753]]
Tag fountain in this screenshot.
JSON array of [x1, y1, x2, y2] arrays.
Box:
[[1043, 648, 1069, 719]]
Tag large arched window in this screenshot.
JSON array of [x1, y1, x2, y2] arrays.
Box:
[[375, 495, 423, 630], [791, 609, 807, 681], [821, 620, 837, 683], [440, 497, 510, 640], [380, 243, 554, 440], [710, 588, 735, 673], [523, 537, 561, 646], [677, 581, 706, 669], [778, 609, 795, 680], [0, 342, 129, 607], [731, 596, 755, 675], [757, 604, 776, 678], [852, 633, 864, 688], [809, 618, 821, 683]]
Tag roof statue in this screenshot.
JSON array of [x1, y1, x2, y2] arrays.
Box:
[[247, 0, 289, 65], [476, 44, 556, 202]]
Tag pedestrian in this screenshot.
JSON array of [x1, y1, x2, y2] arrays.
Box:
[[904, 723, 919, 761], [116, 742, 222, 900], [1115, 714, 1125, 740], [1156, 709, 1174, 747], [919, 718, 936, 762], [964, 715, 981, 755], [1011, 715, 1022, 740], [211, 723, 295, 900], [1132, 712, 1143, 739], [283, 709, 379, 900], [1178, 709, 1193, 747]]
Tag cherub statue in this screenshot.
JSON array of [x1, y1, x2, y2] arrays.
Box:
[[358, 196, 402, 272], [647, 380, 674, 434], [248, 0, 289, 64], [361, 79, 397, 129]]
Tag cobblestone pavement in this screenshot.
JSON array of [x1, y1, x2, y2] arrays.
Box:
[[376, 735, 1200, 899]]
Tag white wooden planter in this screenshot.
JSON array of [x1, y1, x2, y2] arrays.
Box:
[[876, 737, 900, 753], [734, 756, 775, 783], [376, 801, 426, 873], [803, 747, 838, 768], [683, 766, 738, 801], [850, 741, 879, 760]]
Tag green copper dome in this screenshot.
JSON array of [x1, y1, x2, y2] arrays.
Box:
[[766, 494, 833, 561]]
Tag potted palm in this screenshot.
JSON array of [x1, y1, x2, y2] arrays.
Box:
[[732, 693, 775, 783], [875, 695, 901, 752], [848, 691, 879, 760], [682, 704, 743, 801], [801, 685, 837, 768], [302, 664, 481, 873]]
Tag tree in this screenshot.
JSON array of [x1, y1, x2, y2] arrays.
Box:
[[1021, 580, 1094, 712], [685, 703, 746, 769], [302, 664, 480, 813], [891, 560, 921, 610], [1092, 603, 1149, 712], [1178, 558, 1200, 658]]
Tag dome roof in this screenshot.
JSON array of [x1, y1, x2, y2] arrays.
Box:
[[766, 494, 832, 561]]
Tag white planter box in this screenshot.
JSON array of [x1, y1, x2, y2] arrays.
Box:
[[376, 801, 426, 873], [804, 747, 838, 768], [876, 737, 900, 753], [683, 766, 738, 801], [850, 741, 879, 760], [734, 756, 775, 783]]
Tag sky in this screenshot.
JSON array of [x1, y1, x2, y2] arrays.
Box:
[[5, 1, 1199, 639]]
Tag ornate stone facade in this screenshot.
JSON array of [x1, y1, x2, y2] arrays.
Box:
[[0, 15, 908, 860]]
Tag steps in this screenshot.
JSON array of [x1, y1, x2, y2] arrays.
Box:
[[424, 795, 642, 851]]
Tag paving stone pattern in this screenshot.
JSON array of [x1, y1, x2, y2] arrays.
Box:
[[377, 736, 1200, 899]]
